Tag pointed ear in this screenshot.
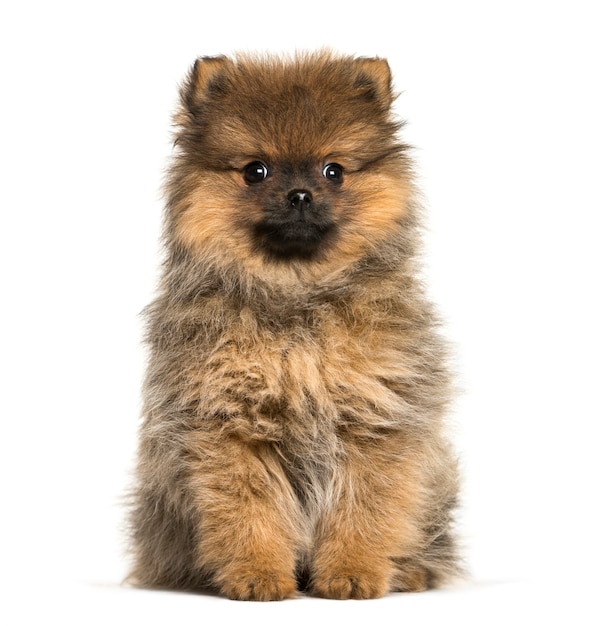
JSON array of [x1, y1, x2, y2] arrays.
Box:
[[352, 57, 393, 108], [180, 55, 231, 115], [192, 56, 231, 94]]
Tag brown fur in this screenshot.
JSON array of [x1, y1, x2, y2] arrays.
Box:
[[128, 51, 460, 600]]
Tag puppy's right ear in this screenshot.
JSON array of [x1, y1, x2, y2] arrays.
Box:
[[352, 57, 393, 110], [181, 56, 231, 116]]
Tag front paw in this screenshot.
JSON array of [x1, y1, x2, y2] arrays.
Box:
[[311, 564, 391, 600], [219, 567, 297, 601]]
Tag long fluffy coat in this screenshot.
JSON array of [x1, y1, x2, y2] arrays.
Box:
[[129, 52, 459, 600]]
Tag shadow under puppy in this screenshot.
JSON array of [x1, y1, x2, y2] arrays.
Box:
[[129, 52, 459, 600]]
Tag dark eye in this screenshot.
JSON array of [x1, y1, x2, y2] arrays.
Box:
[[243, 161, 269, 184], [322, 163, 344, 183]]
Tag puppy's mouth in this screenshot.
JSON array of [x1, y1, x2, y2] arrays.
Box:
[[253, 189, 335, 260], [254, 219, 335, 259]]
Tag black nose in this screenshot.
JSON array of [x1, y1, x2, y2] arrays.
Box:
[[287, 189, 313, 211]]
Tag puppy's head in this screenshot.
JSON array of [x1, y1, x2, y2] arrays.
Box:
[[168, 52, 412, 279]]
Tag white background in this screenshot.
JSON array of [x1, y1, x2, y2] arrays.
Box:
[[1, 1, 589, 624]]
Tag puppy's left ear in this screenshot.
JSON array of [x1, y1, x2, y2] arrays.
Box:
[[190, 56, 231, 97], [352, 57, 393, 109], [180, 55, 232, 118]]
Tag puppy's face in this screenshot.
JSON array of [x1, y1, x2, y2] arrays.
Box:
[[169, 53, 411, 277]]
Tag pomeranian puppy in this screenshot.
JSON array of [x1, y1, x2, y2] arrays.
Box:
[[129, 52, 459, 600]]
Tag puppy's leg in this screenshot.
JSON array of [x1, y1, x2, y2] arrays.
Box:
[[188, 432, 304, 601], [311, 438, 428, 599]]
